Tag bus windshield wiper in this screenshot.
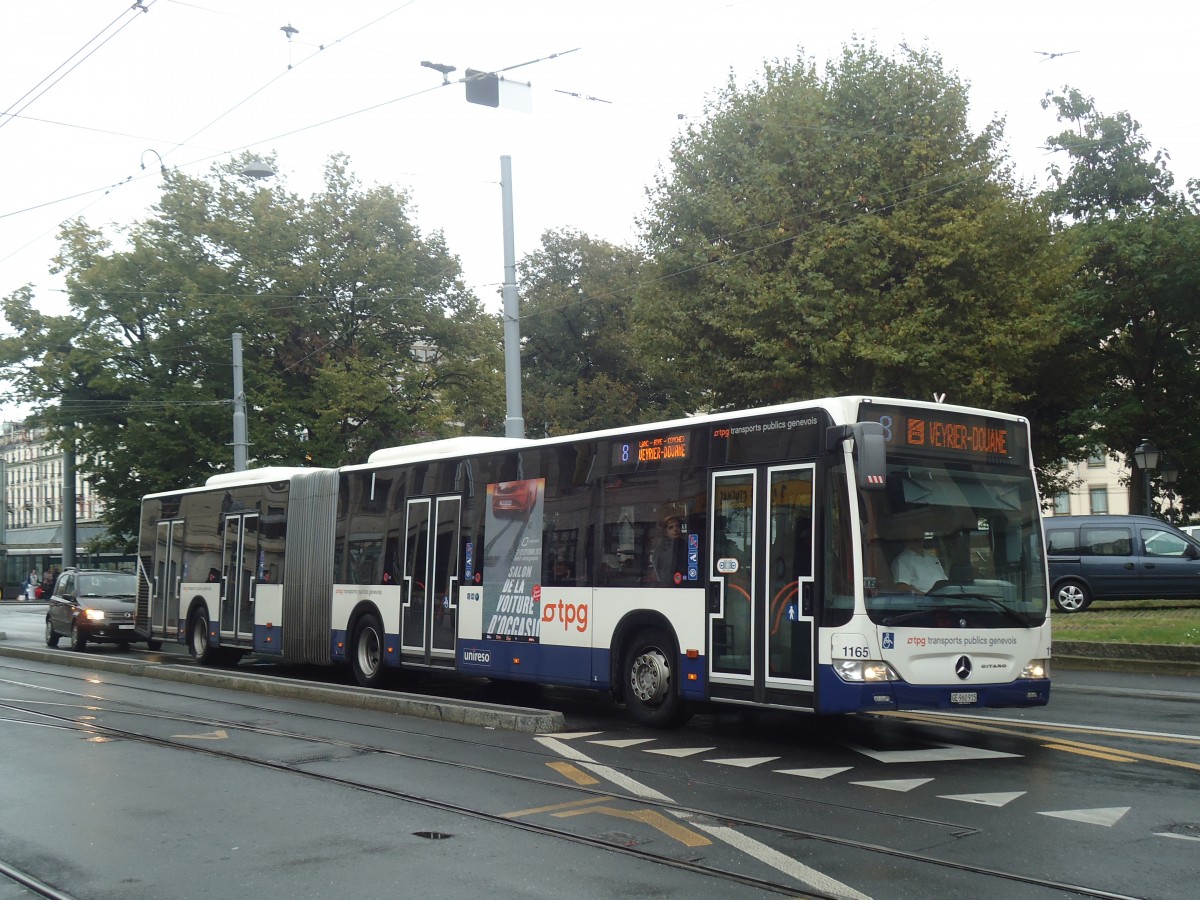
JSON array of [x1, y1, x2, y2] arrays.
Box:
[[926, 590, 1032, 627]]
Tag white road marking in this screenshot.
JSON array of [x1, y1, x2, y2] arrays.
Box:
[[538, 735, 870, 895], [675, 814, 872, 900], [939, 791, 1026, 807], [1038, 806, 1131, 827], [851, 778, 933, 792], [588, 738, 656, 748], [1154, 832, 1200, 842], [644, 746, 715, 757], [846, 741, 1020, 763], [535, 736, 674, 803], [776, 766, 853, 779], [704, 756, 781, 768]]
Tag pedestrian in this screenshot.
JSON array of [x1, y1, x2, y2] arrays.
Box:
[[25, 569, 38, 601]]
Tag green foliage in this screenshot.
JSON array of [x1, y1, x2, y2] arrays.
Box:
[[518, 229, 691, 434], [636, 40, 1081, 473], [0, 153, 503, 547], [1041, 90, 1200, 515]]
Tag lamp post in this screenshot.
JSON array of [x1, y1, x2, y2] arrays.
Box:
[[1132, 439, 1159, 516], [229, 159, 276, 470], [1161, 458, 1180, 522]]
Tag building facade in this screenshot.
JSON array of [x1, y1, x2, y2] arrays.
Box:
[[0, 421, 112, 598]]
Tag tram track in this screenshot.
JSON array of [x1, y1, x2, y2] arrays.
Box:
[[0, 662, 1149, 900]]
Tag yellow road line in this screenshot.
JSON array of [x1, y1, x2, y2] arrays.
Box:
[[554, 805, 712, 847], [1042, 743, 1136, 762], [502, 797, 607, 819], [546, 760, 601, 786]]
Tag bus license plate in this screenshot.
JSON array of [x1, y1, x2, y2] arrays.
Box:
[[950, 691, 977, 705]]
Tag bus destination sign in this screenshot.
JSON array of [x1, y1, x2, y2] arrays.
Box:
[[612, 432, 690, 468], [866, 405, 1013, 460]]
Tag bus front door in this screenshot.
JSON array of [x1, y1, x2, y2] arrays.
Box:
[[151, 520, 183, 640], [708, 466, 816, 707], [220, 513, 259, 643], [401, 496, 462, 667]]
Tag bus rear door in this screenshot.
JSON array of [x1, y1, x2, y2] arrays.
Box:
[[708, 466, 816, 708]]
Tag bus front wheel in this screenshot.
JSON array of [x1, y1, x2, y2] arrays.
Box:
[[622, 627, 690, 728]]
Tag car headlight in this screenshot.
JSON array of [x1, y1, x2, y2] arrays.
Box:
[[84, 608, 105, 622], [1021, 658, 1049, 679], [834, 659, 899, 683]]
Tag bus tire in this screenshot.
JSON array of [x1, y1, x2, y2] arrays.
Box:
[[188, 607, 217, 665], [1053, 579, 1092, 614], [350, 612, 386, 689], [622, 627, 691, 728], [147, 639, 163, 651]]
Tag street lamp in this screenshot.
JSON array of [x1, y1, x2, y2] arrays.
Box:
[[1133, 439, 1159, 516]]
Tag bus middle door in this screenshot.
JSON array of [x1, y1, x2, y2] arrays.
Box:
[[708, 466, 816, 708], [220, 513, 259, 643], [400, 496, 462, 668]]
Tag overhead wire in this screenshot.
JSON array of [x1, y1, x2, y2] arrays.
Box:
[[0, 0, 159, 135]]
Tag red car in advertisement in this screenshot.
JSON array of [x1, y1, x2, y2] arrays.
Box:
[[491, 479, 538, 518]]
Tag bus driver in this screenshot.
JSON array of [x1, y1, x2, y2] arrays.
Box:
[[892, 535, 946, 594]]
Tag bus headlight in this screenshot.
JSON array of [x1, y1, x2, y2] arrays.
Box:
[[1021, 658, 1049, 679], [835, 660, 899, 683]]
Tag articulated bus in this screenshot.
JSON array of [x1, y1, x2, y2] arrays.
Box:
[[137, 396, 1051, 726]]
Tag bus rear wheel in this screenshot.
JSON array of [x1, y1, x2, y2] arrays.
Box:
[[351, 613, 386, 689], [622, 627, 690, 728], [188, 607, 217, 664]]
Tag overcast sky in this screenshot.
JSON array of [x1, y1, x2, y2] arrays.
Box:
[[3, 0, 1197, 421]]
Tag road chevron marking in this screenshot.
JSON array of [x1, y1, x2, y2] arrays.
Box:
[[588, 738, 657, 748], [535, 736, 674, 803], [704, 756, 782, 768], [172, 728, 228, 740], [553, 731, 603, 739], [851, 778, 934, 793], [1037, 807, 1131, 827], [775, 766, 853, 779], [644, 746, 715, 757], [846, 741, 1020, 763], [939, 791, 1026, 807]]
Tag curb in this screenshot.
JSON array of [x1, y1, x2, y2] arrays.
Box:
[[0, 645, 565, 734], [1054, 640, 1200, 676]]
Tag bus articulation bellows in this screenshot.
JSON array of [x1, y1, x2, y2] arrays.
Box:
[[137, 396, 1051, 726]]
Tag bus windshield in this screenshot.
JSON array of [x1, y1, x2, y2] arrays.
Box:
[[861, 460, 1047, 627]]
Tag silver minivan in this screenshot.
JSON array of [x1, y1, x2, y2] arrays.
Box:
[[1045, 514, 1200, 612]]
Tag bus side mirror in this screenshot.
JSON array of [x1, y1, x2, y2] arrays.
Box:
[[826, 423, 887, 491]]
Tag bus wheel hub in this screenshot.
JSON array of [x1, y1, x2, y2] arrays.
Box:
[[631, 649, 670, 704]]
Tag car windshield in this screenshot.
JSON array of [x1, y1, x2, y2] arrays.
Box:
[[78, 574, 137, 598], [860, 461, 1047, 627]]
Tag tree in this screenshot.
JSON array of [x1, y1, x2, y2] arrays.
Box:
[[1041, 89, 1200, 516], [636, 40, 1081, 468], [518, 229, 691, 435], [0, 153, 504, 546]]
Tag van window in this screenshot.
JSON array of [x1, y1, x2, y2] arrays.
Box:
[[1142, 527, 1190, 558], [1046, 529, 1077, 554], [1080, 526, 1131, 556]]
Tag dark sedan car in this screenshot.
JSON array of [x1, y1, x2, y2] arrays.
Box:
[[45, 568, 160, 651]]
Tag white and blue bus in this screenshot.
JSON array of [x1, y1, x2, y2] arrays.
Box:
[[137, 396, 1051, 726]]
